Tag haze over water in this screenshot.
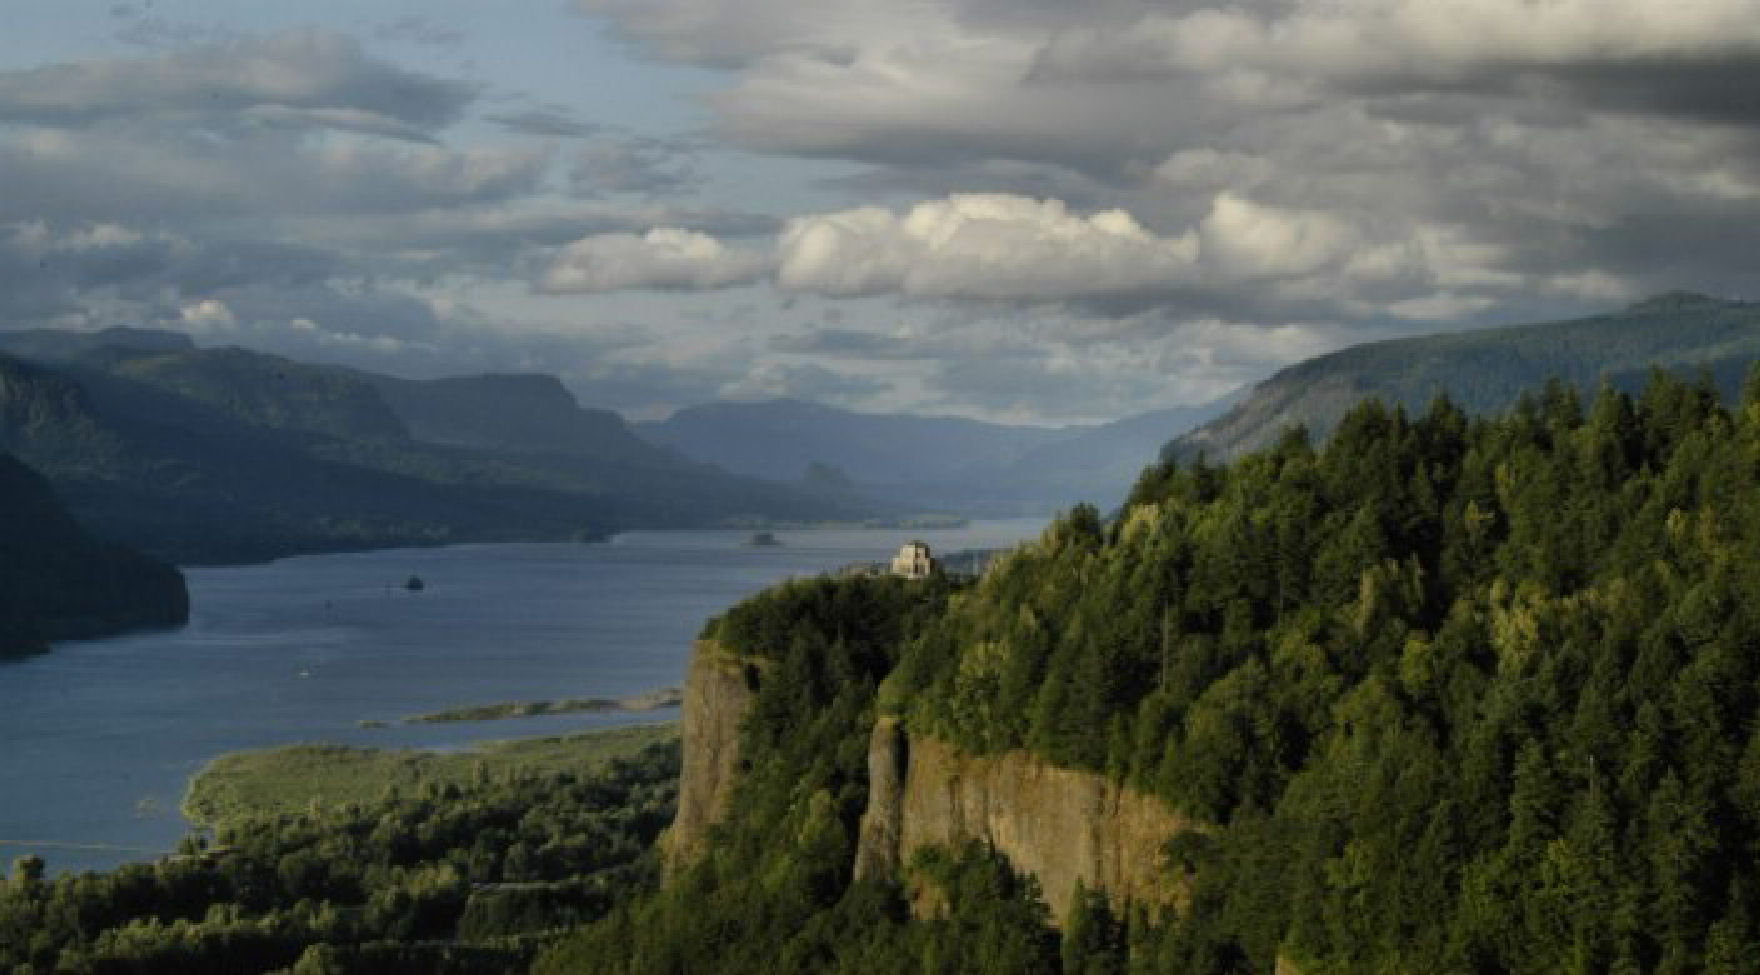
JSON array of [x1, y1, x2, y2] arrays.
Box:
[[0, 521, 1043, 874]]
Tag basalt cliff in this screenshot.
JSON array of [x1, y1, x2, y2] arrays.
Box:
[[663, 637, 1191, 925], [658, 640, 756, 872]]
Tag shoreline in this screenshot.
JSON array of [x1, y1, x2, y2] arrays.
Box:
[[183, 721, 680, 828]]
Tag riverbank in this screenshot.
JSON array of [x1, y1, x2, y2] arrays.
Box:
[[183, 722, 679, 827]]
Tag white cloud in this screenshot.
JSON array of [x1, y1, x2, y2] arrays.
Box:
[[179, 298, 237, 331], [540, 227, 770, 292], [1197, 194, 1357, 279], [776, 194, 1198, 299]]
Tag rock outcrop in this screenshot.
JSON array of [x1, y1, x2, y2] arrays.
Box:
[[854, 716, 1194, 926], [666, 639, 1193, 922], [658, 640, 756, 875]]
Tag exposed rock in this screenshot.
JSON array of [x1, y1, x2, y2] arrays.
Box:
[[856, 721, 1195, 926], [667, 636, 1194, 921], [658, 640, 756, 876], [853, 714, 909, 883]]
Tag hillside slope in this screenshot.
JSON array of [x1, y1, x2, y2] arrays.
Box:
[[642, 394, 1234, 515], [546, 365, 1760, 974], [1174, 292, 1760, 460], [0, 451, 187, 655], [0, 333, 881, 563], [638, 398, 1067, 484]]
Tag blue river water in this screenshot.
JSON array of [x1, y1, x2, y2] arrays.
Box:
[[0, 520, 1045, 874]]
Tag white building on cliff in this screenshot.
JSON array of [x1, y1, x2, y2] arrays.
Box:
[[890, 541, 939, 579]]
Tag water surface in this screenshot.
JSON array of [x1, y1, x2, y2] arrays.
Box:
[[0, 520, 1044, 873]]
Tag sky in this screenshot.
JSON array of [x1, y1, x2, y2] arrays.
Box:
[[4, 1, 1760, 426]]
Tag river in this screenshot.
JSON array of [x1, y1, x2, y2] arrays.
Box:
[[0, 520, 1045, 874]]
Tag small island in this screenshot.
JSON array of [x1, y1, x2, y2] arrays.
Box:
[[744, 531, 782, 547], [398, 686, 685, 725]]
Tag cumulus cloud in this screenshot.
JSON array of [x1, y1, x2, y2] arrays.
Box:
[[14, 2, 1760, 426], [540, 228, 770, 292], [777, 194, 1198, 299], [1198, 194, 1357, 280], [575, 0, 1760, 327]]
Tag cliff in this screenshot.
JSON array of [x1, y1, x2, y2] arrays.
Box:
[[854, 715, 1192, 925], [658, 640, 756, 873], [665, 638, 1191, 922]]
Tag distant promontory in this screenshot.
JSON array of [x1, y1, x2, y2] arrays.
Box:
[[0, 451, 188, 656]]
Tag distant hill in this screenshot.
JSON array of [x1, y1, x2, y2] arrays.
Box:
[[367, 373, 662, 464], [638, 398, 1067, 484], [0, 451, 187, 656], [0, 331, 884, 564], [639, 395, 1235, 515], [1173, 292, 1760, 460]]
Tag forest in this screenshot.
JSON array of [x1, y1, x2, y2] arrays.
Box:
[[546, 367, 1760, 973], [0, 741, 677, 974]]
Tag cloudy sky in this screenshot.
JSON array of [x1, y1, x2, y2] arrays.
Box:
[[4, 0, 1759, 425]]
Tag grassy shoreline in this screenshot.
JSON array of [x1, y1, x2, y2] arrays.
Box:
[[183, 721, 679, 828]]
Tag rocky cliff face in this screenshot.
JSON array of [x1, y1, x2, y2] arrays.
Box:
[[658, 640, 755, 875], [666, 639, 1193, 921], [854, 717, 1193, 925]]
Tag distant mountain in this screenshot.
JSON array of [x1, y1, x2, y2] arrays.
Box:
[[0, 451, 187, 656], [1173, 292, 1760, 461], [367, 373, 664, 465], [0, 331, 883, 564], [0, 326, 195, 362], [639, 395, 1236, 515], [637, 398, 1068, 484], [985, 398, 1240, 505]]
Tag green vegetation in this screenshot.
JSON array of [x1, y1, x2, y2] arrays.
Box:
[[546, 364, 1760, 974], [22, 334, 1760, 971], [889, 367, 1760, 970], [0, 450, 186, 656], [1, 732, 678, 974], [184, 724, 677, 825], [536, 573, 1085, 974], [401, 691, 682, 726]]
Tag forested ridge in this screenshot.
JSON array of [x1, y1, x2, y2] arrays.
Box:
[[0, 450, 186, 656], [546, 366, 1760, 973]]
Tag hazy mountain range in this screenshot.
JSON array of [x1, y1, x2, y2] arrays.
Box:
[[0, 329, 881, 564], [5, 292, 1757, 566], [637, 396, 1239, 516], [1171, 292, 1760, 462]]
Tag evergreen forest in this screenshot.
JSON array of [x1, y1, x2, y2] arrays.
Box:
[[547, 367, 1760, 973]]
